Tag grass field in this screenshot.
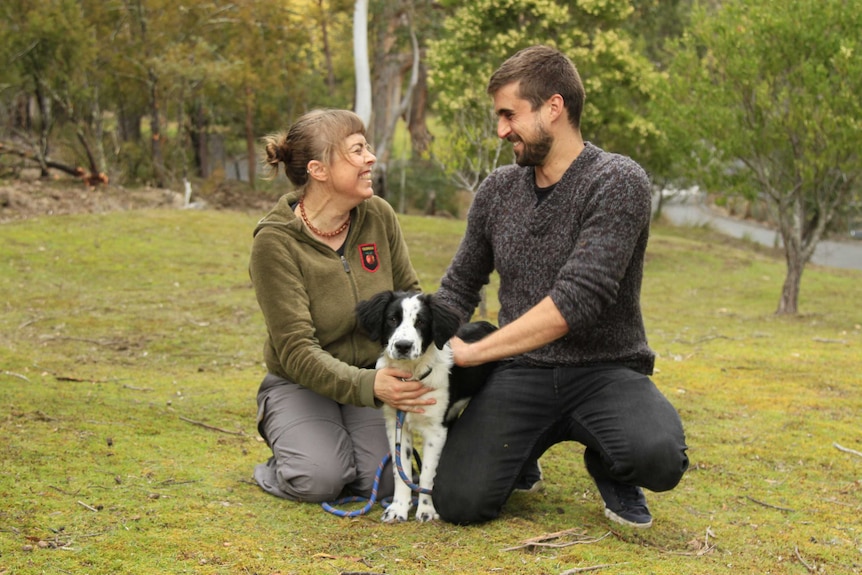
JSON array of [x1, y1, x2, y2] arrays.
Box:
[[1, 204, 860, 575]]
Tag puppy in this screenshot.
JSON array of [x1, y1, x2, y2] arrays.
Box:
[[356, 290, 497, 522]]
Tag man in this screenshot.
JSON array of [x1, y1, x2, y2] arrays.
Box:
[[433, 45, 689, 528]]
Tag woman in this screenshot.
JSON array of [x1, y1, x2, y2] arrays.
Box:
[[250, 109, 434, 503]]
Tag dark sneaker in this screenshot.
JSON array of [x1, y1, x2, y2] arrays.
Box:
[[592, 475, 653, 528], [513, 460, 544, 493]]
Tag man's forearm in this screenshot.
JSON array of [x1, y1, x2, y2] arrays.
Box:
[[452, 296, 570, 366]]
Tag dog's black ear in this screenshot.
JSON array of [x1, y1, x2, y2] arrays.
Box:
[[426, 294, 462, 350], [456, 320, 498, 343], [356, 290, 395, 342]]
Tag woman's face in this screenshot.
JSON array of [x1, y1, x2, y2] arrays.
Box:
[[328, 133, 376, 201]]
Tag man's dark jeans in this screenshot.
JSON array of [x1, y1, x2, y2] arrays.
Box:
[[433, 361, 689, 524]]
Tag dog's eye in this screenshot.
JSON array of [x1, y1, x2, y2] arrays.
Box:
[[415, 318, 425, 328], [387, 316, 400, 327]]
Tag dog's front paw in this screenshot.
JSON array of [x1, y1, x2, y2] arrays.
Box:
[[415, 496, 438, 523], [381, 500, 410, 523]]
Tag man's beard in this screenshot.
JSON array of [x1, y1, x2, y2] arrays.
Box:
[[512, 125, 553, 167]]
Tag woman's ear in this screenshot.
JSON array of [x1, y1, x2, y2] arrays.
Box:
[[307, 160, 327, 181]]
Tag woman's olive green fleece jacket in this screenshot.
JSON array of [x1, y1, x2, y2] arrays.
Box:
[[249, 192, 420, 407]]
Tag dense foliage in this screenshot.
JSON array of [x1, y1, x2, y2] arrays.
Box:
[[0, 0, 353, 187], [427, 0, 665, 192], [651, 0, 862, 313], [0, 0, 684, 207]]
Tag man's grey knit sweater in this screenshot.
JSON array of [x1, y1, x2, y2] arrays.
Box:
[[437, 142, 655, 375]]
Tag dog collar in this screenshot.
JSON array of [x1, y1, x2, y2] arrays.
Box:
[[402, 367, 433, 382]]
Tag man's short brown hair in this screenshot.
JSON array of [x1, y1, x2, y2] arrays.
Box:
[[487, 45, 585, 130]]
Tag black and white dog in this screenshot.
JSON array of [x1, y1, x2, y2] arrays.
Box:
[[356, 290, 497, 522]]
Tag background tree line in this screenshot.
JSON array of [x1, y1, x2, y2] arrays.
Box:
[[1, 0, 859, 314], [0, 0, 687, 199]]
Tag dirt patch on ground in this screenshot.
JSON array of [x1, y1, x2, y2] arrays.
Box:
[[0, 177, 277, 224]]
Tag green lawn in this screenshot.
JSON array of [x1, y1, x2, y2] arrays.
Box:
[[1, 206, 860, 574]]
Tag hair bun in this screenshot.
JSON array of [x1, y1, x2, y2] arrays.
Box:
[[265, 141, 282, 165]]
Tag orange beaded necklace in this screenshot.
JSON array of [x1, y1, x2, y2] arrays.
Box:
[[299, 197, 350, 238]]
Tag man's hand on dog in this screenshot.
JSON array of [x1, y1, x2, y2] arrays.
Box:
[[374, 367, 437, 413]]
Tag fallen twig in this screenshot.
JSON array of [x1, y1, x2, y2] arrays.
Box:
[[49, 485, 80, 496], [665, 526, 717, 556], [122, 384, 154, 392], [77, 501, 99, 512], [560, 563, 627, 574], [1, 370, 30, 382], [19, 317, 45, 329], [41, 335, 119, 347], [834, 442, 862, 459], [54, 374, 124, 384], [745, 495, 795, 512], [502, 528, 610, 552], [794, 545, 816, 573], [158, 479, 201, 487], [56, 375, 104, 383], [179, 416, 245, 436], [812, 337, 846, 344]]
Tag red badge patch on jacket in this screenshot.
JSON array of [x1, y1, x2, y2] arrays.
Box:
[[359, 243, 380, 272]]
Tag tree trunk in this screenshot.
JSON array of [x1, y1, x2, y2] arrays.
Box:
[[131, 0, 167, 188], [148, 70, 166, 187], [353, 0, 372, 126], [191, 99, 209, 178], [370, 4, 422, 204], [408, 61, 431, 156], [33, 80, 52, 179], [371, 0, 401, 147], [245, 85, 256, 188], [11, 94, 31, 131], [318, 0, 336, 98], [117, 103, 143, 143], [177, 83, 188, 180], [776, 200, 805, 315], [89, 86, 108, 174], [75, 124, 99, 175], [370, 51, 400, 200], [777, 248, 803, 315]]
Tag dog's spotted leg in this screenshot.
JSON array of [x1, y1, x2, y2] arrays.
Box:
[[381, 412, 414, 523], [414, 425, 446, 522]]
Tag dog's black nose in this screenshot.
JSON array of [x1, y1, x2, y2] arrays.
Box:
[[393, 340, 413, 357]]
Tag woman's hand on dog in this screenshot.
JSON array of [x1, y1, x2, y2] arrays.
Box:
[[374, 367, 437, 413]]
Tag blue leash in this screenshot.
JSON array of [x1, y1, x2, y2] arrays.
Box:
[[321, 453, 390, 517], [394, 410, 432, 495], [322, 410, 428, 517]]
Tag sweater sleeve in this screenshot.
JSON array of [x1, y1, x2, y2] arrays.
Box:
[[548, 156, 652, 332]]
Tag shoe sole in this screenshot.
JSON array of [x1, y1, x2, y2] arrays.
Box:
[[513, 479, 545, 494], [604, 507, 653, 529]]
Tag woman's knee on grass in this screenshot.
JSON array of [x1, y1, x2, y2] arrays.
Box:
[[275, 458, 354, 502]]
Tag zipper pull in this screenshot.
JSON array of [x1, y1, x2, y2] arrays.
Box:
[[340, 255, 351, 273]]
